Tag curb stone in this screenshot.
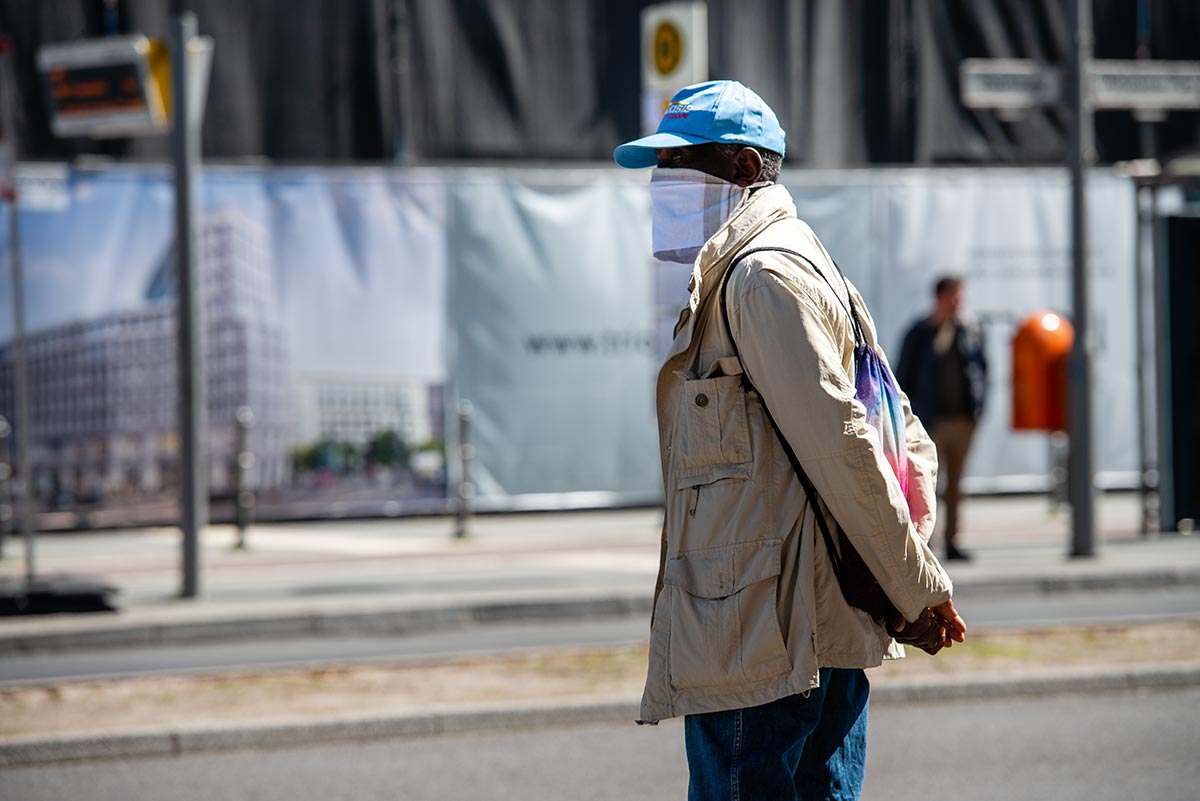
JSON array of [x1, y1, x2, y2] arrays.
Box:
[[0, 700, 640, 768], [961, 570, 1200, 596], [2, 566, 1198, 654], [869, 665, 1200, 703], [0, 595, 654, 654], [2, 665, 1197, 768]]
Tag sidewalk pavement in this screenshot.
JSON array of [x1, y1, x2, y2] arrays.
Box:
[[0, 492, 1196, 652], [2, 492, 1199, 766]]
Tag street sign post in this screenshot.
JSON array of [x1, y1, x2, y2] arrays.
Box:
[[35, 18, 214, 598], [172, 11, 206, 598], [1066, 0, 1096, 558], [959, 7, 1200, 557], [0, 37, 34, 580], [640, 2, 707, 135]]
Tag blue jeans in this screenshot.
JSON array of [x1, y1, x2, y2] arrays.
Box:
[[684, 668, 870, 801]]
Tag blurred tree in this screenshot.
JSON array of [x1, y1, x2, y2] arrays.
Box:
[[291, 439, 361, 474], [365, 430, 410, 468]]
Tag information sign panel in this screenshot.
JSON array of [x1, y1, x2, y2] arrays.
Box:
[[962, 58, 1200, 112], [1089, 60, 1200, 110], [961, 58, 1060, 110], [37, 35, 170, 138]]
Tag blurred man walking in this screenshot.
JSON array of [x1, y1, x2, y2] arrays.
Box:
[[897, 277, 988, 561], [615, 80, 965, 800]]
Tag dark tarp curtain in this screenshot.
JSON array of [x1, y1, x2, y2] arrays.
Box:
[[914, 0, 1200, 163], [0, 0, 1197, 165], [0, 0, 395, 161]]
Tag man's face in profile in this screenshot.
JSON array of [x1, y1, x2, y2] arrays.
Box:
[[937, 284, 964, 320]]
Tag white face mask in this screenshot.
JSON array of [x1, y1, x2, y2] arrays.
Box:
[[650, 168, 745, 263]]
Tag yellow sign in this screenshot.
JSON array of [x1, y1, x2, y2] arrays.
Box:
[[653, 21, 683, 77]]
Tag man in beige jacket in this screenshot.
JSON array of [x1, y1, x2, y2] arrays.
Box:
[[614, 80, 966, 800]]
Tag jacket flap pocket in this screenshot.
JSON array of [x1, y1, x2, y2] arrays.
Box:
[[664, 539, 783, 599], [672, 374, 753, 479]]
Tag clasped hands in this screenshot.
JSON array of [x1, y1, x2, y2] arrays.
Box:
[[886, 598, 967, 656]]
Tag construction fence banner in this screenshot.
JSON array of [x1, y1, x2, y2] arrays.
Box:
[[0, 165, 450, 527], [0, 163, 1141, 527], [446, 170, 661, 509]]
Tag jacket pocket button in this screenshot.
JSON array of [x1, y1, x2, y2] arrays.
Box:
[[695, 393, 709, 407]]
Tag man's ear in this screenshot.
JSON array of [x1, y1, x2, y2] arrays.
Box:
[[731, 147, 764, 186]]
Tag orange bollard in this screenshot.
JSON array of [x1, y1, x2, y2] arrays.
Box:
[[1012, 311, 1073, 432]]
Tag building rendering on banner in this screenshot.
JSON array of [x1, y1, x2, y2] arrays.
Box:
[[293, 377, 439, 448], [0, 208, 290, 506]]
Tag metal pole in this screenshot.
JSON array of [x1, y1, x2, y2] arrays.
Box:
[[454, 400, 473, 539], [1067, 0, 1096, 557], [233, 406, 254, 549], [1150, 183, 1173, 532], [0, 41, 33, 580], [1132, 1, 1161, 537], [1133, 185, 1153, 537], [0, 416, 9, 558], [173, 11, 207, 596], [1134, 0, 1158, 161], [6, 193, 34, 584], [1134, 0, 1158, 538]]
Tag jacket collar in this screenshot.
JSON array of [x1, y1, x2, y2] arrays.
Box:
[[663, 184, 797, 367]]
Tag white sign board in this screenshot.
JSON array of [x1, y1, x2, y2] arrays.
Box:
[[641, 2, 707, 135], [961, 58, 1060, 110], [1090, 60, 1200, 110], [962, 57, 1200, 111]]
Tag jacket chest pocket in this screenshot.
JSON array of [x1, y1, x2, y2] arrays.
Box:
[[664, 538, 792, 691], [671, 357, 753, 487]]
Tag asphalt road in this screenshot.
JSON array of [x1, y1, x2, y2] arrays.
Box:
[[3, 686, 1196, 801], [2, 585, 1198, 685]]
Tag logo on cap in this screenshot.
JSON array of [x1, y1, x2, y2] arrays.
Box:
[[663, 102, 689, 120]]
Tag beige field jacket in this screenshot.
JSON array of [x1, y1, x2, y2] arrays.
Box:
[[640, 183, 953, 724]]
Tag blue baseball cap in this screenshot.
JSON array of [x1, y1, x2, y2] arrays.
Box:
[[613, 80, 786, 169]]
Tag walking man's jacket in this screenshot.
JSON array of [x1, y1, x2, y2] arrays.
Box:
[[895, 317, 988, 430], [642, 183, 953, 723]]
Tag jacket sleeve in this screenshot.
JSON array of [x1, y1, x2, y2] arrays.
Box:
[[729, 269, 952, 621]]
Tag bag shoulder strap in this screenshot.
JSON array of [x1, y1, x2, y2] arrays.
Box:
[[730, 246, 865, 345], [718, 247, 850, 586]]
